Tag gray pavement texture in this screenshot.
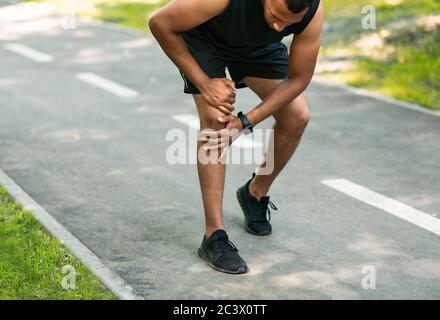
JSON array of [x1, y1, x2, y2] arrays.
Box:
[[1, 3, 440, 299]]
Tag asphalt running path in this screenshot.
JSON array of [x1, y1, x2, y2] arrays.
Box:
[[1, 3, 439, 299]]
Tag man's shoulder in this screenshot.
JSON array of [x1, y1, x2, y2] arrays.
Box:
[[192, 0, 230, 17], [294, 0, 324, 41]]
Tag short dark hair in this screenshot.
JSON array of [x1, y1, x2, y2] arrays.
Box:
[[284, 0, 314, 14]]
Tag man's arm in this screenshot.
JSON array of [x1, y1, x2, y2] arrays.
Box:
[[149, 0, 236, 113], [246, 2, 324, 127]]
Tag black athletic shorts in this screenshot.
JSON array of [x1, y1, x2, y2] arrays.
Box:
[[179, 37, 289, 94]]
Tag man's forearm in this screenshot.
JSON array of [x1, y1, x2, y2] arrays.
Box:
[[149, 21, 209, 90], [246, 77, 309, 127]]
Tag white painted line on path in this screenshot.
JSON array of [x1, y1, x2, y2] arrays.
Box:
[[5, 43, 53, 62], [76, 72, 139, 98], [322, 178, 440, 237]]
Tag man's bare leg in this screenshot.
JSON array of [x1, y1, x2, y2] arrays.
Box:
[[193, 94, 228, 237], [244, 77, 311, 200]]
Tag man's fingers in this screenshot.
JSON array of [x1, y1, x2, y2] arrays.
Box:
[[203, 142, 228, 151], [200, 129, 231, 141], [201, 127, 238, 136], [218, 115, 235, 123], [221, 103, 235, 112], [216, 105, 232, 115], [224, 79, 236, 91], [202, 134, 230, 145]]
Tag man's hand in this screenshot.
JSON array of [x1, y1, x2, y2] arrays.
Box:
[[200, 78, 236, 115], [200, 114, 244, 163]]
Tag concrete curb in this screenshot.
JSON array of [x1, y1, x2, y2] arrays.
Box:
[[0, 169, 144, 300]]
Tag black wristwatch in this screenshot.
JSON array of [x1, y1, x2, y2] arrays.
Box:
[[237, 111, 254, 135]]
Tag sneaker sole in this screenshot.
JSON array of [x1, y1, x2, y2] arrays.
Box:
[[236, 187, 272, 236], [198, 248, 248, 275]]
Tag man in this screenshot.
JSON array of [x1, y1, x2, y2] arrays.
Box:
[[149, 0, 324, 274]]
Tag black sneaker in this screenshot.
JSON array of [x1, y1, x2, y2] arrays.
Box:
[[236, 173, 278, 236], [198, 229, 248, 274]]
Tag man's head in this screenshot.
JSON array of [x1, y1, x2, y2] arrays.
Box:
[[285, 0, 314, 13], [263, 0, 313, 32]]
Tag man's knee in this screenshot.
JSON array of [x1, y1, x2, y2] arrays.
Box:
[[297, 106, 311, 129], [194, 96, 227, 131], [276, 100, 311, 134]]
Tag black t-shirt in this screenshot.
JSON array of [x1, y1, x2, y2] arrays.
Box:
[[181, 0, 320, 59]]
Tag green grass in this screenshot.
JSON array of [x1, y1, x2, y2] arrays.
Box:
[[0, 187, 117, 300], [342, 41, 439, 109], [324, 0, 439, 20], [94, 0, 169, 31], [321, 0, 440, 110]]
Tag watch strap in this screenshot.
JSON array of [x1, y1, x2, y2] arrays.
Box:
[[237, 111, 253, 134]]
